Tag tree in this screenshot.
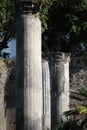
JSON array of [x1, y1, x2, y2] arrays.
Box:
[[0, 0, 15, 57], [1, 0, 87, 56], [0, 0, 53, 57], [44, 0, 87, 52]]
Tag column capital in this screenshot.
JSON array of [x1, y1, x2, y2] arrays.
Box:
[[50, 52, 71, 63], [17, 1, 39, 15]]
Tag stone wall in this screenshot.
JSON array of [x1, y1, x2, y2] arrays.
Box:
[[5, 61, 16, 130], [0, 60, 8, 130], [0, 60, 16, 130]]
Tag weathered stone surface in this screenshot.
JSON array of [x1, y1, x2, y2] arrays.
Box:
[[50, 53, 70, 127], [0, 60, 8, 130], [16, 14, 42, 130], [0, 60, 16, 130], [42, 60, 51, 130], [6, 108, 16, 130], [5, 61, 16, 130]]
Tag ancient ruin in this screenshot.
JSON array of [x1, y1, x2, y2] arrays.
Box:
[[0, 1, 70, 130], [16, 2, 42, 130]]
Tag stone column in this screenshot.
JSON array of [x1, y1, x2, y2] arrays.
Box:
[[50, 53, 70, 125], [42, 60, 51, 130], [56, 53, 70, 121], [16, 2, 42, 130]]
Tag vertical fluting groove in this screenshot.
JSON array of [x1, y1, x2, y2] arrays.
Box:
[[42, 60, 51, 130], [16, 14, 42, 130]]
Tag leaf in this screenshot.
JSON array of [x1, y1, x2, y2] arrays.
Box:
[[77, 105, 87, 114], [64, 109, 79, 117]]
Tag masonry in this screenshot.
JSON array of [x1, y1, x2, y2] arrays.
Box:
[[0, 60, 16, 130]]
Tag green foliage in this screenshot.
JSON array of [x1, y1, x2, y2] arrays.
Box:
[[39, 0, 53, 30], [1, 0, 87, 55], [46, 0, 87, 51], [53, 119, 82, 130], [54, 85, 87, 130], [0, 0, 15, 32], [0, 0, 15, 57], [77, 105, 87, 114], [64, 86, 87, 130], [55, 86, 87, 130]]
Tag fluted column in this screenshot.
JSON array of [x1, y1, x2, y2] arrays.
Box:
[[50, 52, 70, 126], [16, 2, 42, 130], [42, 60, 51, 130]]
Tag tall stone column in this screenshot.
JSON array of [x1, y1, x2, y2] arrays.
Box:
[[42, 60, 51, 130], [50, 53, 70, 126], [16, 2, 42, 130]]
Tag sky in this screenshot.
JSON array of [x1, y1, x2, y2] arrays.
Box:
[[2, 39, 16, 59], [2, 38, 86, 59]]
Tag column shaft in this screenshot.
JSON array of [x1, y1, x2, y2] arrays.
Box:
[[50, 53, 70, 125], [16, 14, 42, 130], [42, 60, 51, 130]]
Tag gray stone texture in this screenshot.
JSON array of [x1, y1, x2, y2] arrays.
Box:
[[50, 53, 70, 127], [5, 61, 16, 130], [42, 60, 51, 130], [0, 60, 16, 130], [0, 59, 16, 130], [0, 60, 7, 130], [16, 14, 42, 130]]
